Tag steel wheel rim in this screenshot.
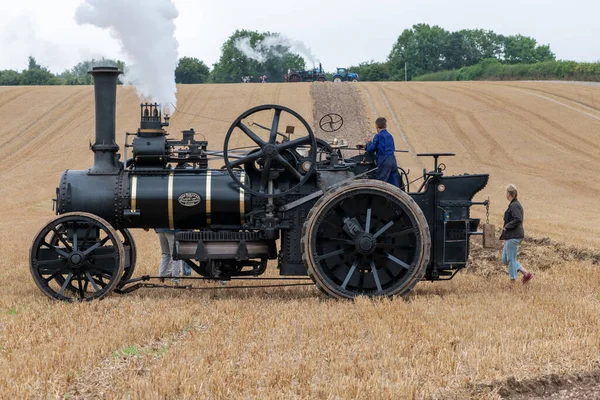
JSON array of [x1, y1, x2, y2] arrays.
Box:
[[30, 214, 124, 302], [309, 189, 423, 297]]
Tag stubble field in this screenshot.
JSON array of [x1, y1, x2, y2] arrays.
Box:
[[0, 81, 599, 399]]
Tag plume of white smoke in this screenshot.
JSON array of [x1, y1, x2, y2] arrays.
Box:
[[234, 37, 266, 63], [234, 33, 319, 66], [75, 0, 179, 111]]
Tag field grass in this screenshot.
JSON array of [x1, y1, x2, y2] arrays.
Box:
[[0, 82, 599, 399]]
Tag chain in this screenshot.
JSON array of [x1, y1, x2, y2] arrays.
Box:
[[486, 197, 490, 224]]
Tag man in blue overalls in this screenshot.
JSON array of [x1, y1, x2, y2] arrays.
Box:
[[366, 117, 401, 188]]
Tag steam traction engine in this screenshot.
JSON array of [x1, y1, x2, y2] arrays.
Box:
[[30, 67, 489, 301]]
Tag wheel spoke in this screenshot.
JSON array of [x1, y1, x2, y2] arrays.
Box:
[[269, 109, 281, 144], [376, 243, 415, 249], [50, 227, 72, 252], [317, 248, 347, 261], [59, 272, 74, 296], [322, 237, 354, 245], [373, 221, 395, 239], [72, 232, 78, 252], [238, 122, 266, 147], [278, 136, 311, 152], [230, 149, 264, 168], [49, 245, 70, 259], [35, 258, 67, 268], [83, 236, 110, 256], [76, 274, 85, 301], [383, 227, 414, 240], [365, 208, 372, 233], [43, 270, 65, 284], [341, 260, 359, 290], [274, 154, 303, 180], [385, 252, 411, 270], [370, 261, 383, 293], [85, 272, 101, 292], [91, 252, 117, 260]]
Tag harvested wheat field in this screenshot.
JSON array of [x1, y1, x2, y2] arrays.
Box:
[[0, 81, 599, 399]]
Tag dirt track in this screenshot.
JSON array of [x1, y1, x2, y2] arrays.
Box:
[[0, 82, 599, 399]]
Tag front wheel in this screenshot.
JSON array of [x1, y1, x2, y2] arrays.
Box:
[[30, 212, 125, 302], [333, 76, 343, 83], [301, 180, 430, 299]]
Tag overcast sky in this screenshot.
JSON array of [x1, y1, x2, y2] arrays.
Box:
[[1, 0, 599, 73]]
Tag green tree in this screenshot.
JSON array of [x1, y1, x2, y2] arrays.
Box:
[[175, 57, 210, 83], [58, 58, 125, 85], [388, 24, 451, 80], [0, 70, 21, 85], [19, 56, 54, 85], [211, 30, 305, 83], [347, 61, 390, 81], [503, 35, 555, 64]]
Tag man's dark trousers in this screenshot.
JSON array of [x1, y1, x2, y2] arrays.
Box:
[[377, 155, 401, 188]]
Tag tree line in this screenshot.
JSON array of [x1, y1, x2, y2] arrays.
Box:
[[0, 24, 559, 85], [413, 59, 600, 82], [348, 24, 556, 81], [0, 56, 210, 86]]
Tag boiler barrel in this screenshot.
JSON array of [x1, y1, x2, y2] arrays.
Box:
[[131, 170, 251, 229], [56, 169, 251, 229]]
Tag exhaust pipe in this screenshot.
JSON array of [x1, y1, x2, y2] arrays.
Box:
[[88, 66, 122, 175]]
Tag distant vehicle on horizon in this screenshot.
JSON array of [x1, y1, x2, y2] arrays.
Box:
[[332, 67, 359, 82], [285, 63, 327, 82]]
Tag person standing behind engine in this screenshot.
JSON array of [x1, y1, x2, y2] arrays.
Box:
[[155, 228, 181, 284], [365, 117, 401, 188], [499, 184, 533, 285]]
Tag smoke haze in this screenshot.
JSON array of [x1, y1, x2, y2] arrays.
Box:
[[75, 0, 179, 110], [234, 34, 320, 66]]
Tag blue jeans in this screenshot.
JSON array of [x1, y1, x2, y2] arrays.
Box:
[[502, 239, 523, 280], [182, 261, 193, 276]]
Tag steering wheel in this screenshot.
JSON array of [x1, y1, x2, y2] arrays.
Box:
[[224, 104, 317, 198], [319, 113, 344, 133]]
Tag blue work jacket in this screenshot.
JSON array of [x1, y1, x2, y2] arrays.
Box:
[[366, 129, 396, 165]]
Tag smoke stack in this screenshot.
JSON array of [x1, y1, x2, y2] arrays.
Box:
[[88, 67, 122, 175]]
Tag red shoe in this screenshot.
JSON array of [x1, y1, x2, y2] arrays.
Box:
[[522, 272, 534, 285]]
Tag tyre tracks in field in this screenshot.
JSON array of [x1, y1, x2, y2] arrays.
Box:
[[504, 83, 600, 114], [395, 84, 516, 170], [451, 84, 600, 161], [0, 89, 93, 174], [406, 83, 598, 186], [359, 83, 423, 168]]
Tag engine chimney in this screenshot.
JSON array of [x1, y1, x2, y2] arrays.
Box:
[[88, 67, 122, 175]]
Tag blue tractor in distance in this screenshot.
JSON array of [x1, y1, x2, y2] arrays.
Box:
[[332, 68, 359, 82]]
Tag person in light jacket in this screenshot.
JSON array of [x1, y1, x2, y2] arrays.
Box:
[[500, 184, 533, 285]]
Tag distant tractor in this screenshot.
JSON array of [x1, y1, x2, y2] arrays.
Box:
[[332, 68, 359, 82], [285, 63, 327, 83]]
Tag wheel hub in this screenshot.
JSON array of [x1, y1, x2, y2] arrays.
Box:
[[263, 144, 278, 158], [68, 251, 85, 268], [355, 233, 377, 255]]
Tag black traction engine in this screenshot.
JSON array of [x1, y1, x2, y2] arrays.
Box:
[[30, 67, 490, 301]]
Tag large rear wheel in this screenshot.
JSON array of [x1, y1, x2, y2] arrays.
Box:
[[301, 180, 430, 299]]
